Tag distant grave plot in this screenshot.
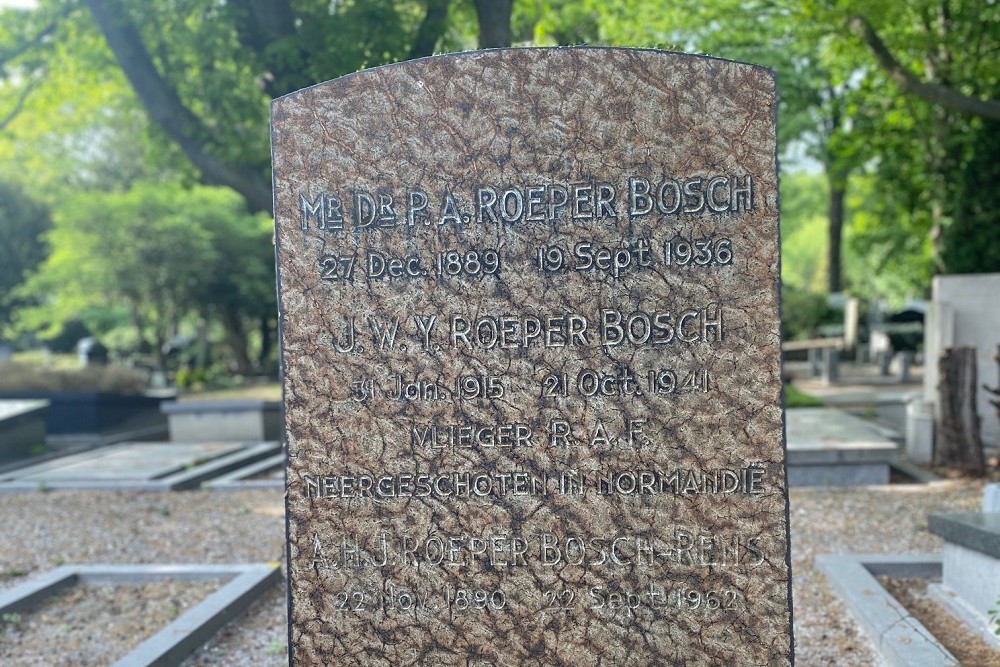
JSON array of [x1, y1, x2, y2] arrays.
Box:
[[274, 48, 793, 665], [0, 563, 280, 667], [0, 441, 281, 491], [785, 408, 899, 486]]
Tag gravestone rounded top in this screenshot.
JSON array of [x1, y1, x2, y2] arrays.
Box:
[[273, 47, 791, 666]]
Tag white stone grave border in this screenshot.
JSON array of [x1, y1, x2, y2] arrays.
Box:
[[816, 553, 960, 667], [0, 441, 282, 492], [0, 563, 281, 667]]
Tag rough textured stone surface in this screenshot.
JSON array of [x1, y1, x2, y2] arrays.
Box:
[[272, 47, 792, 666]]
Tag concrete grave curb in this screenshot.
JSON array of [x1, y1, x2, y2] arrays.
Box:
[[816, 553, 959, 666], [0, 563, 281, 667], [0, 441, 281, 492], [203, 452, 285, 490]]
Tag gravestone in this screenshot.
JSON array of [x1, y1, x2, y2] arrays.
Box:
[[273, 48, 793, 666]]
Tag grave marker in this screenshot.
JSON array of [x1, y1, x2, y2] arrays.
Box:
[[273, 47, 793, 666]]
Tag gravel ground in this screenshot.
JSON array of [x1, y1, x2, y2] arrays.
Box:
[[0, 481, 987, 665]]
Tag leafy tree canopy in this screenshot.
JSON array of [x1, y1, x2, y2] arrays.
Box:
[[16, 183, 274, 369]]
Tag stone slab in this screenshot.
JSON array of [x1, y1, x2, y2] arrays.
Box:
[[785, 408, 899, 465], [928, 512, 1000, 558], [0, 441, 282, 491], [786, 462, 889, 487], [0, 563, 280, 667], [0, 399, 47, 462], [162, 400, 283, 442], [0, 399, 49, 421], [5, 441, 244, 481], [273, 48, 792, 665], [815, 554, 959, 667], [0, 391, 168, 438]]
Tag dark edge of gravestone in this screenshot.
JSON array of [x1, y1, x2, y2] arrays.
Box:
[[773, 77, 797, 665], [273, 46, 794, 666]]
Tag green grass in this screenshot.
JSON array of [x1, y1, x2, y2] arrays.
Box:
[[784, 383, 823, 408]]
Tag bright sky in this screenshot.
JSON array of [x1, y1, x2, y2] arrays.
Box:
[[0, 1, 38, 9]]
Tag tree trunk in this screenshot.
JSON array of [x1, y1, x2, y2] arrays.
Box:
[[83, 0, 273, 213], [221, 311, 255, 375], [826, 168, 847, 294], [937, 346, 985, 472], [984, 345, 1000, 420], [258, 315, 273, 368], [473, 0, 513, 49], [409, 0, 450, 59]]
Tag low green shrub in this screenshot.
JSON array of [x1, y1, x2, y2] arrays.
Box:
[[782, 286, 836, 341]]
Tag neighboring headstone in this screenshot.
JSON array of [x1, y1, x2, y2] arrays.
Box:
[[273, 48, 793, 666], [844, 296, 859, 352], [984, 483, 1000, 513], [822, 347, 839, 385], [905, 398, 935, 464], [76, 337, 108, 366], [871, 331, 892, 376], [896, 350, 914, 383], [808, 347, 822, 377]]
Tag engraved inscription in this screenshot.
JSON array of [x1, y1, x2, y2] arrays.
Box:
[[298, 174, 755, 234]]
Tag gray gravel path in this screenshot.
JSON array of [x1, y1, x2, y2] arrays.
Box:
[[0, 481, 984, 665]]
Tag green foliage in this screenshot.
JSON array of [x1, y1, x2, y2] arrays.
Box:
[[780, 172, 829, 292], [943, 119, 1000, 274], [1, 0, 998, 346], [1, 612, 22, 626], [0, 180, 50, 336], [989, 598, 1000, 637], [784, 384, 823, 409], [16, 182, 274, 370], [781, 286, 833, 342], [846, 173, 935, 303], [266, 636, 287, 656]]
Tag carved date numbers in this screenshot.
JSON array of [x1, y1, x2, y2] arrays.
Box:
[[436, 248, 500, 278], [663, 236, 733, 266]]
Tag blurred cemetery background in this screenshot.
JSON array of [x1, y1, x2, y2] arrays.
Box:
[[0, 1, 998, 665], [1, 0, 996, 474]]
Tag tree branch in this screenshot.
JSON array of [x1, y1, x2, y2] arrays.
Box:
[[0, 21, 57, 70], [850, 14, 1000, 120], [0, 78, 39, 132], [82, 0, 273, 213]]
